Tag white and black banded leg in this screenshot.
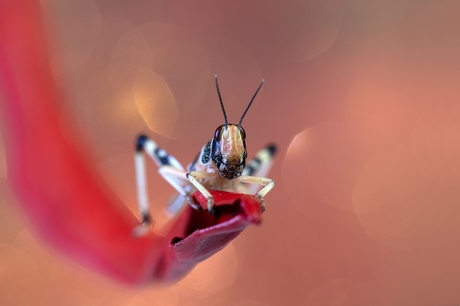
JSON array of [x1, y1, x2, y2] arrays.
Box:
[[134, 134, 187, 232], [240, 143, 277, 210], [243, 143, 277, 178]]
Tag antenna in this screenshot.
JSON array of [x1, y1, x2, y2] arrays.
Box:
[[238, 79, 264, 128], [214, 75, 228, 129]]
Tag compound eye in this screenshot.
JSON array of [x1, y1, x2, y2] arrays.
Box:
[[214, 125, 225, 140], [239, 126, 246, 139]]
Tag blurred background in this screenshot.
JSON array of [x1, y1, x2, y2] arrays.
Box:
[[1, 0, 460, 305]]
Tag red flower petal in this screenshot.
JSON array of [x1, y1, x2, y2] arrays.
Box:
[[156, 190, 262, 281]]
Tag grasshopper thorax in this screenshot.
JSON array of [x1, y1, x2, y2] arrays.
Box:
[[211, 75, 264, 180], [211, 124, 247, 179]]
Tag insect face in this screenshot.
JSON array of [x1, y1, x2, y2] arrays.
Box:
[[211, 124, 247, 179], [211, 75, 264, 180]]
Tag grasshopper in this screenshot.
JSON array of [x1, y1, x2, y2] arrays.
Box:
[[135, 76, 276, 228]]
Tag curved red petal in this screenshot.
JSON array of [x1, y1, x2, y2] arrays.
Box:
[[155, 190, 262, 281]]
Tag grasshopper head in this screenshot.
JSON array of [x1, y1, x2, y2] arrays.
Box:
[[211, 75, 264, 180], [211, 124, 247, 179]]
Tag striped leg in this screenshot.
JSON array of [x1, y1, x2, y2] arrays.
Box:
[[134, 135, 188, 231], [243, 143, 277, 178], [239, 143, 277, 210]]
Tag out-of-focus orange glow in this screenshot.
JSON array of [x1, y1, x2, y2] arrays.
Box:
[[2, 0, 460, 305], [133, 69, 177, 137]]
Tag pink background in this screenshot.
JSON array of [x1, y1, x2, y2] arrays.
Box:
[[1, 1, 460, 305]]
